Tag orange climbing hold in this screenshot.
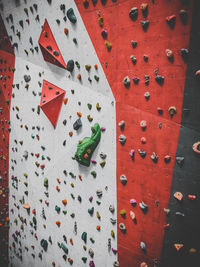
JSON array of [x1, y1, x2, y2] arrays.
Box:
[[63, 98, 68, 105], [56, 221, 61, 226], [174, 244, 184, 251], [70, 238, 74, 245], [62, 199, 67, 205], [174, 192, 183, 201], [77, 112, 82, 117]]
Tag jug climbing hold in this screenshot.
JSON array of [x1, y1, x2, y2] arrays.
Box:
[[129, 7, 138, 21], [168, 106, 177, 117], [174, 192, 183, 201], [67, 8, 77, 23], [74, 123, 101, 167], [119, 223, 126, 232]]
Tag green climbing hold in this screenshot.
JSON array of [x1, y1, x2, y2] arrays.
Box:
[[40, 239, 48, 251], [67, 8, 77, 23], [74, 123, 101, 167], [81, 232, 87, 243], [91, 171, 97, 178], [44, 177, 48, 187]]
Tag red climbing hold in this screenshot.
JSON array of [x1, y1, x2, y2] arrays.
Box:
[[40, 80, 66, 128], [38, 19, 67, 69]]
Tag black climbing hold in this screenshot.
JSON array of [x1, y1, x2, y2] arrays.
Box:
[[141, 20, 149, 31], [155, 75, 164, 85], [73, 118, 82, 131], [176, 156, 184, 167], [67, 8, 77, 24], [129, 7, 138, 21], [67, 60, 74, 72]]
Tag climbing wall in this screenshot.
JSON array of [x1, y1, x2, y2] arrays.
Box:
[[0, 0, 200, 267]]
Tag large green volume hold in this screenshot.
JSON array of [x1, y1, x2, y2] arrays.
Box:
[[74, 123, 101, 167]]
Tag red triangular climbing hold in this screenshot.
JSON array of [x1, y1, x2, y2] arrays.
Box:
[[40, 80, 66, 129], [38, 19, 67, 69]]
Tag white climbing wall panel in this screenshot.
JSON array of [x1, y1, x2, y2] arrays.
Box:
[[2, 0, 117, 266]]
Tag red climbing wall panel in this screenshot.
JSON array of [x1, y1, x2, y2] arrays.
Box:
[[75, 0, 193, 266], [39, 19, 67, 69], [0, 49, 15, 265]]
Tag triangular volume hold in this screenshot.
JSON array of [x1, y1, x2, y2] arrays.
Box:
[[40, 80, 66, 129], [38, 19, 67, 69], [40, 80, 66, 106]]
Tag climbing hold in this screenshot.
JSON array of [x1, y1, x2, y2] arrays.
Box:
[[130, 55, 137, 64], [96, 190, 103, 197], [140, 3, 148, 16], [151, 152, 158, 163], [98, 17, 104, 27], [140, 241, 146, 251], [181, 48, 189, 60], [141, 20, 149, 31], [192, 141, 200, 154], [81, 232, 87, 243], [44, 177, 48, 187], [139, 201, 148, 213], [179, 9, 188, 25], [88, 207, 94, 215], [89, 261, 95, 267], [119, 134, 126, 145], [131, 40, 137, 48], [23, 203, 30, 209], [67, 8, 77, 23], [109, 205, 115, 213], [164, 155, 171, 163], [129, 7, 138, 21], [188, 194, 196, 200], [120, 209, 126, 217], [113, 261, 120, 267], [140, 262, 148, 267], [120, 174, 127, 185], [132, 76, 140, 84], [24, 74, 31, 83], [155, 74, 164, 84], [166, 15, 176, 28], [174, 192, 183, 201], [176, 156, 184, 167], [123, 76, 130, 88], [89, 248, 94, 258], [73, 118, 82, 130], [40, 239, 48, 251], [130, 211, 136, 221], [74, 123, 101, 167], [105, 40, 112, 51], [67, 60, 74, 72], [164, 208, 170, 215], [195, 70, 200, 80], [174, 244, 184, 251], [144, 92, 150, 100], [166, 49, 174, 60], [101, 29, 108, 39], [168, 106, 177, 117], [91, 171, 97, 178], [61, 242, 68, 254], [140, 120, 147, 130], [129, 149, 135, 160], [138, 149, 146, 158], [118, 120, 125, 130], [119, 223, 126, 232]]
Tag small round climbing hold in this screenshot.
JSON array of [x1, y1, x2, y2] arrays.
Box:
[[140, 120, 147, 130], [120, 174, 127, 185], [123, 76, 130, 88], [168, 106, 177, 117], [119, 223, 126, 232]]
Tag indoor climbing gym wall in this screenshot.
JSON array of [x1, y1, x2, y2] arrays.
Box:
[[0, 0, 200, 267]]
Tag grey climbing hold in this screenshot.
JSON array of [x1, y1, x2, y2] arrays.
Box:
[[109, 205, 115, 213], [123, 76, 130, 88], [120, 174, 127, 185], [118, 120, 125, 130], [140, 241, 146, 251], [24, 75, 31, 83], [89, 248, 94, 258], [96, 190, 103, 198], [73, 118, 82, 131], [176, 156, 184, 167], [119, 134, 126, 145], [119, 223, 126, 232]]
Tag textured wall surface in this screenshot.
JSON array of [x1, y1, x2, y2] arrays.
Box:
[[0, 0, 200, 267]]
